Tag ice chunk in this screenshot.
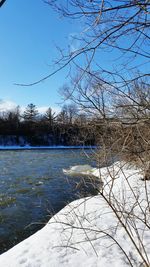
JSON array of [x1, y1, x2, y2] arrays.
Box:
[[63, 164, 94, 175]]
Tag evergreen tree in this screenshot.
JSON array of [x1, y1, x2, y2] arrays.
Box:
[[23, 103, 39, 122], [44, 107, 57, 127]]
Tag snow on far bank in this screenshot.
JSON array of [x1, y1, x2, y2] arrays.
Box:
[[0, 145, 96, 150], [0, 162, 150, 267]]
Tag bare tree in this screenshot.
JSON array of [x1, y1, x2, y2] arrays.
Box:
[[43, 2, 150, 264], [17, 0, 149, 87], [11, 2, 150, 264], [0, 0, 6, 8]]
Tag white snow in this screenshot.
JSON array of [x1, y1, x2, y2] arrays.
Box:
[[0, 162, 150, 267], [0, 145, 96, 150], [63, 164, 97, 175]]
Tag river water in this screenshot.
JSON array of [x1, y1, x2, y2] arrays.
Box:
[[0, 149, 99, 254]]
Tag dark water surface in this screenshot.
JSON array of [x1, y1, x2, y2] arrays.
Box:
[[0, 149, 99, 254]]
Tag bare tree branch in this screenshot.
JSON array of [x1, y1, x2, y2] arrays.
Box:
[[0, 0, 6, 8]]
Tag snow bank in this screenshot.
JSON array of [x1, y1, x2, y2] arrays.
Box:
[[0, 162, 150, 267]]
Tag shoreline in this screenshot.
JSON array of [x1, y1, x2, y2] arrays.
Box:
[[0, 145, 96, 151], [0, 162, 149, 266]]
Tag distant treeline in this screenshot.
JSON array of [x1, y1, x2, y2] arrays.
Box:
[[0, 103, 96, 146]]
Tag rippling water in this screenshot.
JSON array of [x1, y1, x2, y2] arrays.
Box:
[[0, 149, 99, 254]]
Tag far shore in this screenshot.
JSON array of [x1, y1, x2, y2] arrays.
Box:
[[0, 145, 97, 151]]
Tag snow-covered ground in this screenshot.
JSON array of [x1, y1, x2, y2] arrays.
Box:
[[0, 162, 150, 267]]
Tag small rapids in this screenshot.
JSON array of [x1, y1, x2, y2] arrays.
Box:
[[0, 149, 100, 254]]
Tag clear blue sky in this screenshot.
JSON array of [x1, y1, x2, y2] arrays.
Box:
[[0, 1, 149, 113], [0, 0, 78, 112]]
